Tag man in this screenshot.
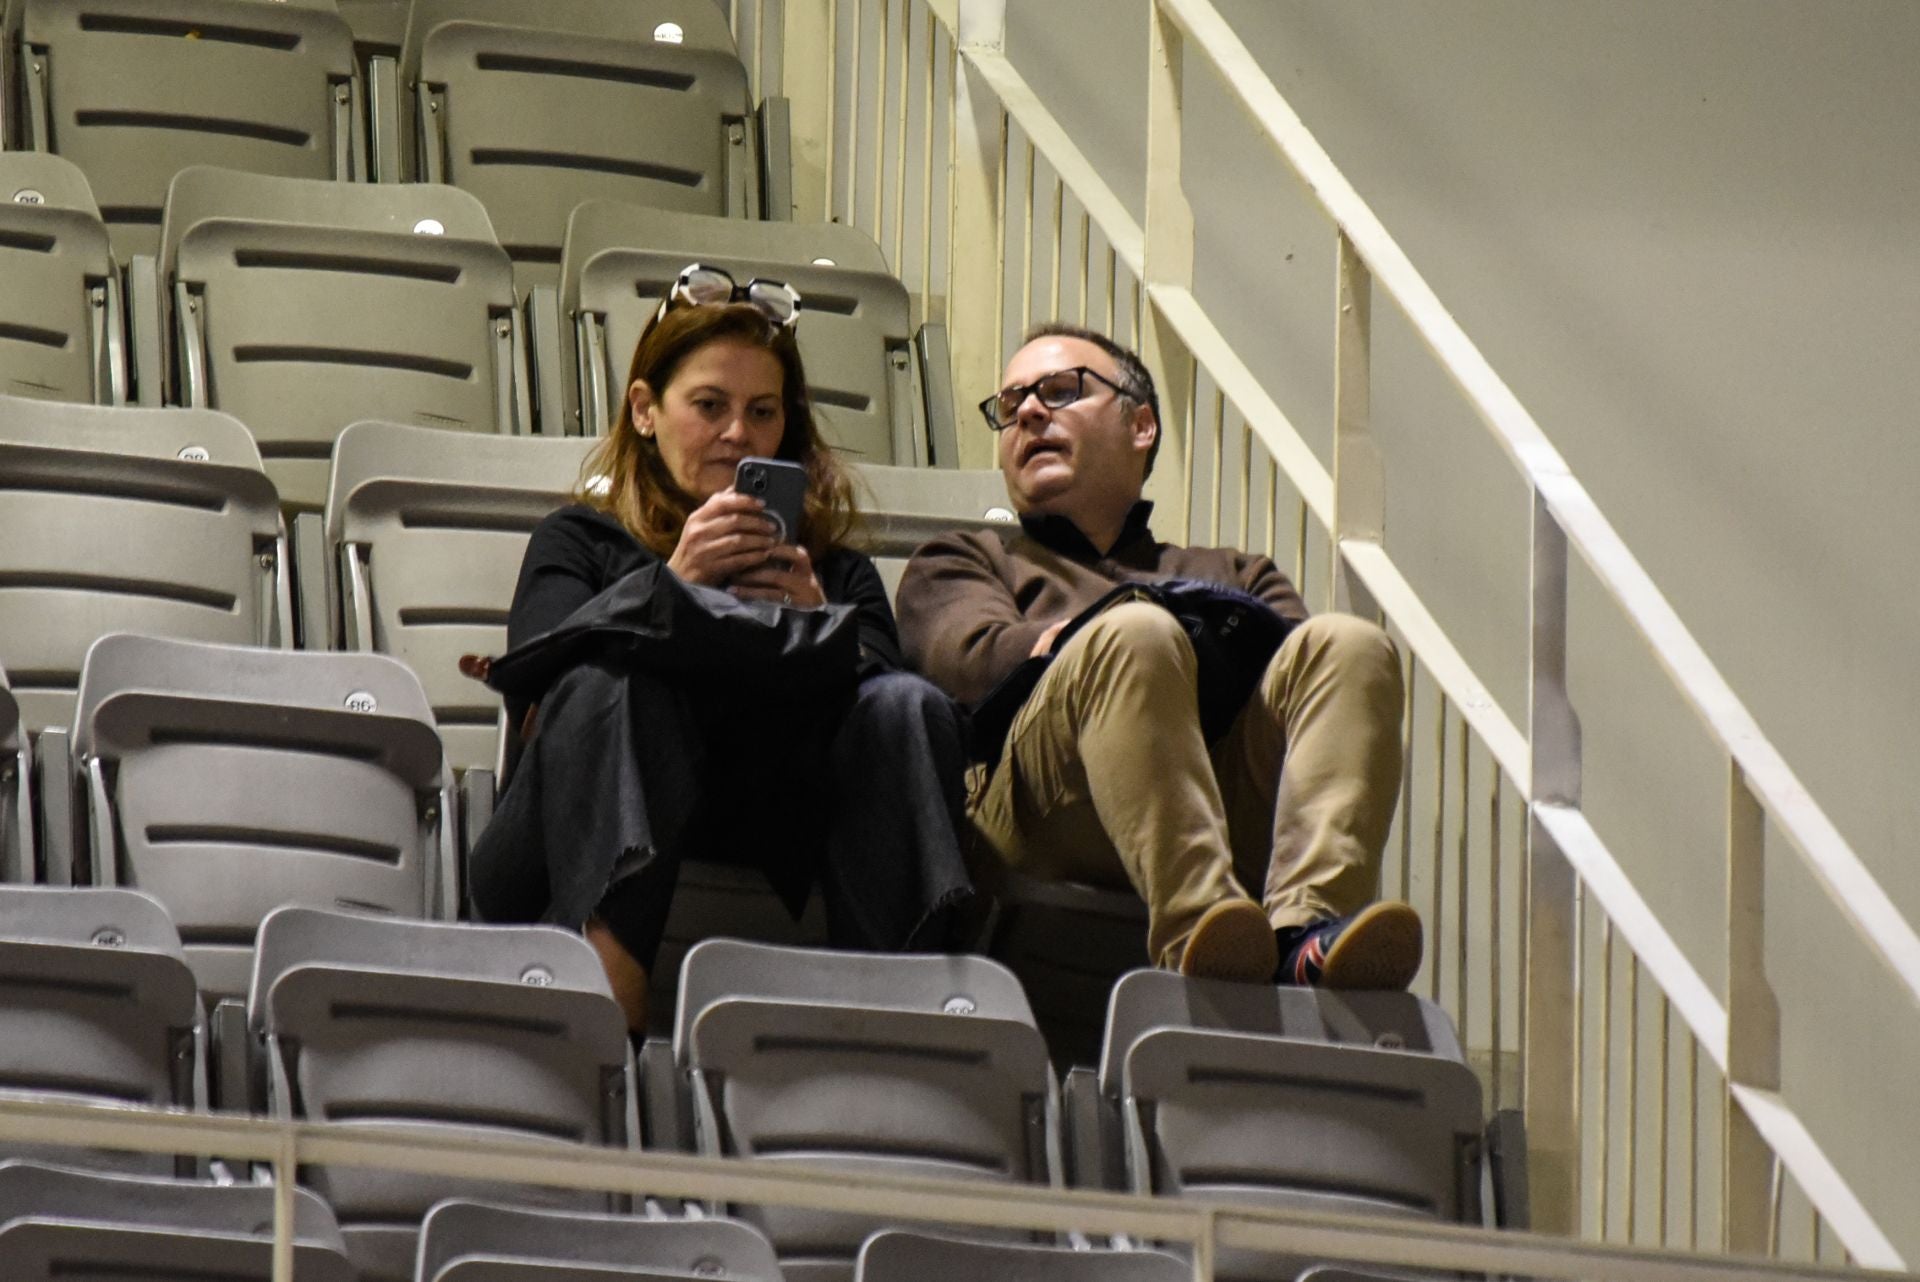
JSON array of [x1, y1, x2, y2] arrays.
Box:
[[895, 324, 1420, 988]]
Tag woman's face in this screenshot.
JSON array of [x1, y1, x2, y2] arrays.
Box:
[[631, 338, 788, 502]]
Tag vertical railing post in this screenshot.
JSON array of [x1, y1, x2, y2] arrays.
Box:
[[1141, 0, 1195, 530], [1724, 761, 1780, 1253], [1332, 231, 1383, 617], [782, 0, 836, 222], [947, 0, 1007, 468], [1525, 488, 1582, 1234]]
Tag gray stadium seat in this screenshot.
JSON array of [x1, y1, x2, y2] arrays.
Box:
[[6, 0, 364, 258], [420, 1201, 785, 1282], [70, 633, 455, 1000], [676, 939, 1060, 1282], [847, 463, 1014, 600], [401, 0, 759, 287], [0, 887, 203, 1175], [324, 420, 598, 772], [561, 205, 944, 465], [162, 167, 529, 511], [0, 396, 290, 734], [0, 1159, 354, 1281], [1093, 971, 1487, 1282], [0, 666, 27, 883], [856, 1231, 1187, 1282], [251, 905, 638, 1282], [0, 154, 124, 405]]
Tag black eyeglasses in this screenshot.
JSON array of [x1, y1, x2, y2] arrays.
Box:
[[978, 365, 1133, 431], [654, 262, 802, 328]]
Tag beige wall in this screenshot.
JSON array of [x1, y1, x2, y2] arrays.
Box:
[[1005, 0, 1920, 1252]]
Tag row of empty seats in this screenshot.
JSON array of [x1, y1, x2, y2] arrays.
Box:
[[0, 1162, 1198, 1282], [0, 888, 1519, 1280], [3, 0, 777, 267], [4, 161, 954, 485]]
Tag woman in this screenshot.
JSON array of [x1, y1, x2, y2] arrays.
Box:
[[467, 266, 975, 1030]]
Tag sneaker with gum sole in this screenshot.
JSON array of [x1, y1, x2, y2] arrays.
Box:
[[1178, 898, 1280, 984]]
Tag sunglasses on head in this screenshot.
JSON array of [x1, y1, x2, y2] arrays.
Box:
[[978, 365, 1133, 432], [655, 262, 803, 328]]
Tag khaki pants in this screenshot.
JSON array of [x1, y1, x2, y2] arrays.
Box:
[[968, 603, 1404, 968]]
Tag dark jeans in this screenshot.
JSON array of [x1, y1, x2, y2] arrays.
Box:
[[468, 664, 975, 969]]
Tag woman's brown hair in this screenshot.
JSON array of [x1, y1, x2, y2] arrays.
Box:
[[579, 302, 857, 562]]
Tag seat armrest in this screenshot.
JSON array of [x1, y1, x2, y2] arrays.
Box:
[[126, 255, 165, 406], [209, 996, 258, 1114], [526, 286, 566, 435], [1064, 1064, 1122, 1190], [458, 767, 495, 909], [32, 728, 76, 885], [1486, 1107, 1530, 1229], [758, 95, 793, 221], [291, 511, 330, 650], [917, 321, 959, 467]]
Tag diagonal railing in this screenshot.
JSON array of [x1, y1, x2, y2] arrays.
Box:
[[757, 0, 1918, 1268]]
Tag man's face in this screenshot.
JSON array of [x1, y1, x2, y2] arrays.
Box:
[[992, 336, 1156, 520]]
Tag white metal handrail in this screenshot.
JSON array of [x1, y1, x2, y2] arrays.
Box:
[[886, 0, 1914, 1267], [0, 1096, 1892, 1282]]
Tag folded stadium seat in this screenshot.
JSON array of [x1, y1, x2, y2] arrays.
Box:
[[674, 939, 1061, 1282], [0, 154, 125, 405], [559, 203, 949, 466], [1085, 970, 1499, 1282], [419, 1200, 785, 1282], [250, 905, 639, 1282], [70, 633, 455, 1007], [0, 396, 289, 737], [0, 886, 204, 1175], [0, 1158, 355, 1281], [324, 420, 598, 773], [846, 463, 1015, 600], [400, 0, 766, 291], [4, 0, 364, 259], [856, 1230, 1187, 1282], [161, 166, 530, 512], [0, 666, 28, 883]]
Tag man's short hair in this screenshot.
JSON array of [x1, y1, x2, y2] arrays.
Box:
[[1022, 322, 1162, 477]]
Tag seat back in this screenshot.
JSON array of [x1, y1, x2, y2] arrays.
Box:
[[562, 204, 918, 464], [1123, 1027, 1484, 1218], [72, 633, 451, 998], [0, 396, 288, 732], [678, 941, 1058, 1276], [0, 154, 121, 405], [404, 0, 753, 287], [0, 1159, 353, 1281], [164, 167, 526, 511], [1098, 969, 1469, 1098], [856, 1231, 1188, 1282], [12, 0, 362, 257], [251, 907, 635, 1277], [0, 887, 202, 1173], [420, 1201, 784, 1282], [847, 464, 1015, 601], [326, 420, 599, 771]]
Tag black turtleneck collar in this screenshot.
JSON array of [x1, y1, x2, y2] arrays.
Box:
[[1018, 500, 1156, 561]]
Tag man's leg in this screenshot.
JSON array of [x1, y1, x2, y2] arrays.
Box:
[[1216, 613, 1418, 986], [971, 601, 1275, 978]]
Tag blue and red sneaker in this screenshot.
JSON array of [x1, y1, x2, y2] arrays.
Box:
[[1275, 901, 1423, 990]]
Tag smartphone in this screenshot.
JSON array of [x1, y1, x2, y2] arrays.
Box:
[[735, 457, 808, 547]]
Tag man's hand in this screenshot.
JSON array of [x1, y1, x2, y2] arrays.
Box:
[[1030, 618, 1069, 657]]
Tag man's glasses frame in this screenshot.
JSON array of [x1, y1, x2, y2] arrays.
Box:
[[978, 365, 1135, 432], [655, 262, 802, 328]]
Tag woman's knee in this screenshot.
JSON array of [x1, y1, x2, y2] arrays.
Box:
[[850, 670, 959, 729]]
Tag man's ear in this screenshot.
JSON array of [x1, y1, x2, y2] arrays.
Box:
[[1130, 401, 1159, 456], [627, 380, 656, 436]]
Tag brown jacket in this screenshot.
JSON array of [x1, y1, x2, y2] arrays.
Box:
[[896, 502, 1310, 706]]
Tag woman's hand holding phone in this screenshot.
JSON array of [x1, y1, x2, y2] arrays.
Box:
[[727, 544, 825, 608], [669, 490, 780, 586]]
